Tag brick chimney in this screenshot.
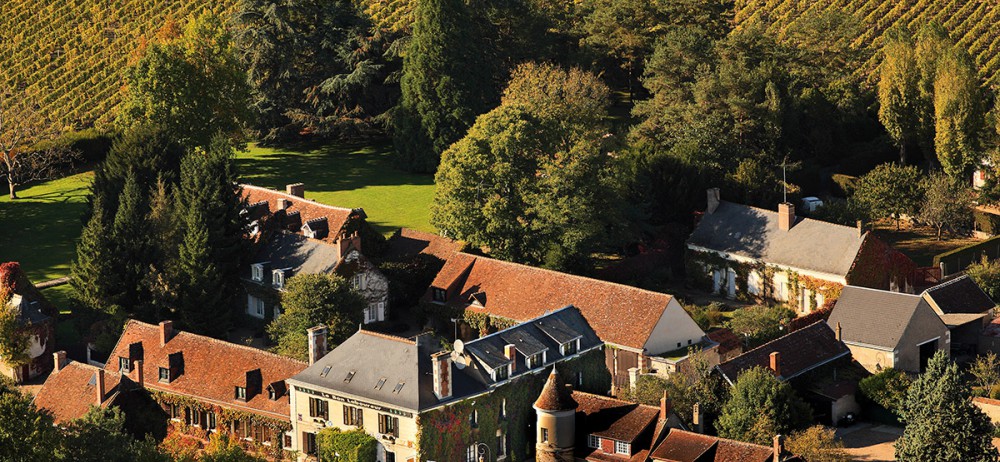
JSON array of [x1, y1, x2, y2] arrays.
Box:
[[307, 325, 328, 365], [778, 203, 795, 231], [432, 351, 453, 400], [276, 198, 291, 210], [159, 320, 173, 346], [706, 188, 721, 214], [286, 183, 305, 198], [504, 344, 517, 375], [692, 402, 703, 434], [769, 351, 781, 377], [136, 360, 144, 389], [856, 220, 866, 238], [53, 351, 68, 372], [836, 322, 842, 342], [773, 434, 784, 462], [659, 390, 672, 420], [95, 369, 106, 406]]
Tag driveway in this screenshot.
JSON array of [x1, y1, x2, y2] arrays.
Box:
[[836, 423, 902, 461]]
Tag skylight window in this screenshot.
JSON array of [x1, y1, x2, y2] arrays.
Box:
[[320, 366, 332, 378], [375, 377, 387, 390], [344, 370, 356, 383], [393, 381, 405, 394]]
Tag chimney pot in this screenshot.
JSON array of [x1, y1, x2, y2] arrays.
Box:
[[159, 320, 173, 346], [136, 360, 144, 389], [53, 351, 68, 372], [769, 351, 782, 377], [286, 183, 305, 198], [307, 325, 328, 365], [706, 188, 721, 214], [778, 203, 795, 231], [836, 322, 843, 342], [96, 369, 106, 406]]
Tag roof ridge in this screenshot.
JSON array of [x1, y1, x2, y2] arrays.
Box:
[[359, 329, 416, 345], [572, 390, 658, 410], [456, 252, 674, 301], [844, 285, 921, 298], [923, 274, 970, 293], [722, 200, 865, 233], [240, 184, 356, 213], [128, 319, 308, 365], [470, 305, 576, 343], [724, 320, 829, 360]]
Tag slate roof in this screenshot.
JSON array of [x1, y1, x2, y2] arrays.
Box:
[[827, 286, 931, 349], [687, 201, 865, 277], [34, 362, 123, 424], [385, 228, 463, 261], [251, 232, 342, 279], [922, 275, 996, 314], [462, 306, 602, 385], [429, 253, 679, 350], [106, 320, 307, 421], [716, 321, 850, 384], [650, 429, 776, 462], [242, 184, 361, 244], [534, 368, 578, 412], [290, 330, 442, 411]]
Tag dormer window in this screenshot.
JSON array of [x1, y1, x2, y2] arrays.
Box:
[[588, 435, 600, 449], [235, 386, 247, 401], [159, 367, 171, 383], [432, 288, 447, 302], [560, 338, 580, 356], [272, 269, 286, 288], [526, 353, 543, 369], [251, 264, 265, 282], [119, 356, 131, 373], [492, 365, 509, 381], [615, 441, 630, 455]]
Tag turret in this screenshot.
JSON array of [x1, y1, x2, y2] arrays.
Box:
[[533, 368, 577, 462]]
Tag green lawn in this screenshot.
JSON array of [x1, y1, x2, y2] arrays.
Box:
[[237, 141, 436, 235]]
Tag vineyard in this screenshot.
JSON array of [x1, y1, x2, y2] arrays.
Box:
[[734, 0, 1000, 87], [1, 0, 239, 130]]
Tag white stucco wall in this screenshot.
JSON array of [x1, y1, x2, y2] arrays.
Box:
[[643, 298, 708, 356]]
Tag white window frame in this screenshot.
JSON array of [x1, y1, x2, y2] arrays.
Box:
[[615, 441, 630, 455], [272, 269, 285, 288], [247, 295, 265, 319], [526, 353, 542, 369], [365, 304, 377, 324], [251, 264, 264, 282], [588, 434, 600, 449]]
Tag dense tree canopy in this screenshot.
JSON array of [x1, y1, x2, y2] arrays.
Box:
[[267, 273, 367, 360], [716, 366, 813, 445], [851, 162, 923, 229]]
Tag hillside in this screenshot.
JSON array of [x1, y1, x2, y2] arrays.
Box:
[[734, 0, 1000, 87], [1, 0, 238, 129]]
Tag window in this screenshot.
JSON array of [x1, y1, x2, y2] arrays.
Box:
[[393, 381, 405, 394], [169, 404, 180, 420], [191, 409, 201, 427], [272, 270, 285, 288], [247, 295, 265, 319], [501, 399, 506, 420], [541, 427, 549, 443], [158, 367, 170, 383], [470, 409, 478, 428], [588, 435, 600, 448], [304, 432, 317, 455], [615, 441, 630, 455], [119, 356, 131, 373], [207, 411, 216, 430], [466, 445, 477, 462], [344, 405, 363, 427], [526, 353, 542, 369], [309, 397, 329, 420], [385, 451, 396, 462], [688, 339, 692, 345], [320, 366, 332, 378], [493, 365, 509, 381], [432, 288, 447, 302], [498, 431, 507, 457], [378, 413, 399, 437], [251, 264, 264, 281], [375, 377, 387, 390], [235, 386, 247, 401], [345, 370, 356, 383], [283, 434, 293, 449], [560, 340, 578, 356], [365, 304, 377, 324], [577, 371, 583, 387], [273, 305, 282, 319], [353, 274, 367, 290]]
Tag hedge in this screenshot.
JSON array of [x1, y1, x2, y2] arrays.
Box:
[[933, 235, 1000, 277]]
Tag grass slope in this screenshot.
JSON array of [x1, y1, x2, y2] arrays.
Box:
[[734, 0, 1000, 87]]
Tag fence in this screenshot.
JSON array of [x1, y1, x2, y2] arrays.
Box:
[[933, 235, 1000, 278]]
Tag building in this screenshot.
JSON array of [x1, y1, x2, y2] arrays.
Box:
[[921, 275, 996, 353], [242, 184, 389, 325], [426, 252, 712, 393], [705, 329, 743, 363], [686, 189, 916, 313], [648, 430, 788, 462], [34, 351, 125, 424], [828, 286, 950, 373], [287, 306, 607, 461], [0, 262, 56, 384], [105, 320, 307, 457], [384, 228, 463, 262]]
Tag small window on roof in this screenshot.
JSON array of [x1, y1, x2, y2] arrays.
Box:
[[392, 381, 405, 394], [344, 370, 356, 383], [320, 366, 332, 378], [375, 377, 387, 390]]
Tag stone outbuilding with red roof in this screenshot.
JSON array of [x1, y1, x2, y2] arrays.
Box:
[[0, 261, 56, 384]]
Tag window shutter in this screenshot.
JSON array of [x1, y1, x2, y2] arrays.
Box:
[[343, 406, 349, 424], [309, 398, 316, 417], [379, 415, 386, 433]]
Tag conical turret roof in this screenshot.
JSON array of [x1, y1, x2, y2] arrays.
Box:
[[534, 367, 578, 411]]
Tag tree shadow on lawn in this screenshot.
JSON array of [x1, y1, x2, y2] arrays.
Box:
[[237, 140, 435, 193], [0, 188, 88, 281]]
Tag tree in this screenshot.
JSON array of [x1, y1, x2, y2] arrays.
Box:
[[316, 427, 377, 462], [393, 0, 496, 172], [716, 366, 813, 445], [858, 367, 912, 412], [57, 406, 167, 462], [895, 350, 999, 462], [785, 426, 853, 462], [0, 283, 29, 369], [0, 87, 81, 199], [70, 196, 122, 313], [726, 305, 795, 349], [852, 162, 924, 229], [878, 28, 921, 164], [199, 433, 267, 462], [918, 171, 973, 239], [970, 352, 1000, 391], [119, 13, 251, 150], [266, 274, 366, 361], [0, 376, 58, 461], [967, 256, 1000, 302], [933, 49, 985, 178], [110, 170, 151, 312]]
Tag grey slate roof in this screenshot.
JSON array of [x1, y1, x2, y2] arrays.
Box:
[[716, 322, 850, 384], [687, 201, 865, 277], [290, 330, 439, 410], [253, 232, 340, 278], [922, 275, 996, 314], [827, 286, 928, 349]]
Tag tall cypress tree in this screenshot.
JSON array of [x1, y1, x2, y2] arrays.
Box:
[[70, 196, 121, 313], [393, 0, 496, 172], [877, 28, 920, 165], [175, 206, 228, 337], [111, 169, 151, 314]]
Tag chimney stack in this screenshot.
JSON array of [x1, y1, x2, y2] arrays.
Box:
[[692, 403, 703, 434], [504, 344, 517, 375], [773, 434, 784, 462], [769, 351, 782, 377], [857, 220, 866, 238], [136, 360, 144, 389], [431, 351, 453, 400], [307, 325, 328, 365], [159, 320, 173, 346], [778, 203, 795, 231], [706, 188, 721, 214], [286, 183, 305, 198], [659, 390, 672, 421], [836, 322, 842, 342], [95, 369, 106, 406], [276, 198, 291, 210], [53, 351, 68, 372]]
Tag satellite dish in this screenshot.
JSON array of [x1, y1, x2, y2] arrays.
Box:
[[451, 350, 467, 369], [325, 420, 334, 428], [454, 339, 464, 354]]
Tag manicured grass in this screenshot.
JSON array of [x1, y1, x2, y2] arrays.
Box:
[[0, 172, 92, 283], [871, 222, 981, 267], [237, 141, 436, 235]]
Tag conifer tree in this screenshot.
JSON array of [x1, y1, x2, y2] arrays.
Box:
[[393, 0, 496, 172], [895, 350, 998, 462], [174, 206, 228, 337], [111, 169, 150, 314], [70, 196, 121, 313]]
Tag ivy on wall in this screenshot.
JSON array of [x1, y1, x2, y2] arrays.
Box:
[[846, 236, 916, 291], [415, 348, 610, 461]]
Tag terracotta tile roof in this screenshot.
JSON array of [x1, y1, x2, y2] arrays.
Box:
[[34, 362, 123, 424], [430, 253, 676, 350], [716, 321, 849, 384], [706, 328, 741, 356], [105, 320, 307, 421], [241, 184, 360, 244], [573, 391, 659, 443], [650, 429, 775, 462], [385, 228, 463, 261], [534, 368, 578, 411]]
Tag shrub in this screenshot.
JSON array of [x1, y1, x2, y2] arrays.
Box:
[[830, 173, 858, 198], [858, 368, 911, 411], [31, 128, 115, 165], [317, 428, 377, 462]]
